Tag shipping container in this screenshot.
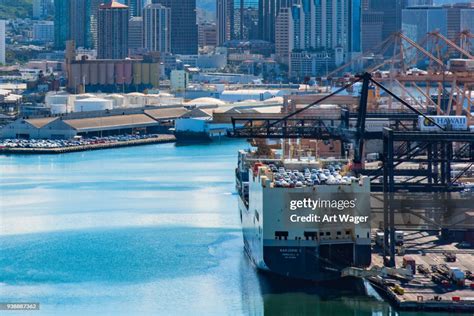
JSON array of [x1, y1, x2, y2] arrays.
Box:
[[448, 59, 474, 72], [418, 115, 467, 132]]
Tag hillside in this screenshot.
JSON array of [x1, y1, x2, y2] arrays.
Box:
[[0, 0, 32, 20]]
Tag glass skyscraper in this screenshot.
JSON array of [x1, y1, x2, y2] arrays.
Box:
[[117, 0, 144, 17], [152, 0, 198, 54], [54, 0, 69, 50], [350, 0, 362, 53], [258, 0, 290, 43], [233, 0, 259, 40], [54, 0, 102, 50]]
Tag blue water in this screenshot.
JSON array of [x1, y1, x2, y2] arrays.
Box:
[[0, 141, 456, 315]]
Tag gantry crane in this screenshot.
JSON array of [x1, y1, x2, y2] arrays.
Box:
[[230, 72, 474, 267], [328, 31, 474, 119]]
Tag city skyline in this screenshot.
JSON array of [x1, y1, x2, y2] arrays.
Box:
[[1, 0, 474, 76]]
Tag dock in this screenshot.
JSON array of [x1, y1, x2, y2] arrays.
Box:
[[0, 134, 176, 154], [369, 232, 474, 312]]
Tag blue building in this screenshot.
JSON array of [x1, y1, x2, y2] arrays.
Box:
[[402, 6, 448, 63]]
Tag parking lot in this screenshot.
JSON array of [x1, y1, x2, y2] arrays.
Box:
[[0, 134, 163, 149]]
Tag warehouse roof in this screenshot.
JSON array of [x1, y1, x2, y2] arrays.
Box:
[[64, 114, 157, 131], [25, 117, 58, 128], [180, 108, 214, 118], [144, 107, 189, 120]]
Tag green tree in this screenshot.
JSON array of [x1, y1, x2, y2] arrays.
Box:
[[0, 0, 33, 20]]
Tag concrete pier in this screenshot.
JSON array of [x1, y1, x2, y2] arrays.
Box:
[[0, 135, 176, 154], [369, 232, 474, 312]]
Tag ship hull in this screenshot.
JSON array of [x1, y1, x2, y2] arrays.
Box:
[[236, 151, 372, 282], [240, 199, 371, 282], [174, 131, 213, 142]]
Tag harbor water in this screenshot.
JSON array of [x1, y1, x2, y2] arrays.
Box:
[[0, 141, 457, 315]]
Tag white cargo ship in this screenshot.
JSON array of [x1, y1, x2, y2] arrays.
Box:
[[236, 150, 372, 281]]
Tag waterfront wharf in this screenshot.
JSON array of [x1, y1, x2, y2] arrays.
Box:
[[369, 232, 474, 312], [0, 135, 176, 154]]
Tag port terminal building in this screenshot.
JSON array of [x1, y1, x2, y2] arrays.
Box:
[[1, 106, 188, 139]]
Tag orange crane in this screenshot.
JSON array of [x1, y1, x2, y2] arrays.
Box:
[[325, 31, 474, 117], [458, 30, 474, 55]]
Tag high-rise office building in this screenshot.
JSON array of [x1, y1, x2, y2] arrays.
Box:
[[33, 21, 55, 42], [276, 0, 355, 52], [128, 16, 144, 51], [405, 0, 433, 6], [90, 0, 104, 50], [54, 0, 102, 50], [198, 23, 217, 47], [258, 0, 290, 43], [274, 6, 290, 64], [0, 20, 5, 65], [143, 4, 171, 53], [33, 0, 53, 19], [54, 0, 70, 50], [275, 0, 359, 73], [360, 0, 405, 53], [369, 0, 403, 42], [126, 0, 144, 17], [350, 0, 362, 53], [233, 0, 259, 40], [444, 3, 474, 46], [69, 0, 93, 49], [117, 0, 143, 17], [402, 5, 446, 61], [152, 0, 198, 54], [402, 3, 474, 52], [216, 0, 233, 45], [98, 1, 129, 59], [361, 9, 384, 52]]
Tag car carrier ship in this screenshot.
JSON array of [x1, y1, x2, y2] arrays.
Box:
[[235, 150, 372, 281]]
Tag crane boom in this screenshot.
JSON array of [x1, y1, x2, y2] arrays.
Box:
[[429, 31, 474, 59], [399, 33, 444, 67]]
